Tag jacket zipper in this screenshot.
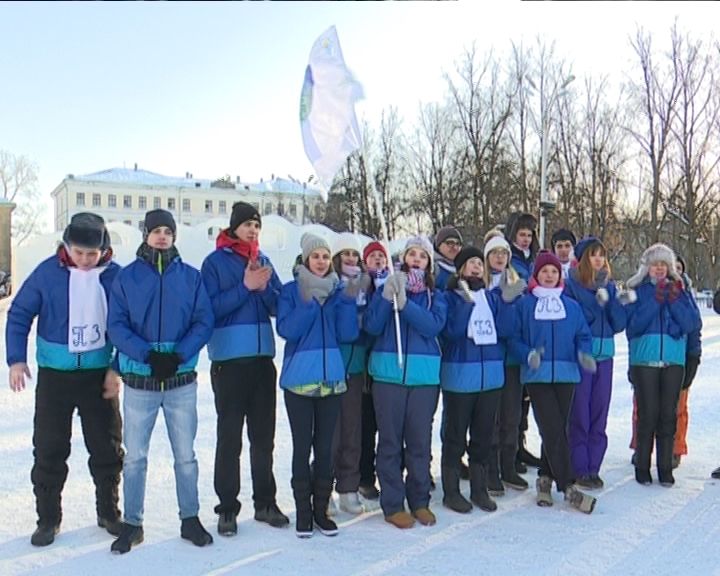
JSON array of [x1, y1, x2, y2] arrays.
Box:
[[321, 305, 326, 382], [401, 322, 410, 384], [551, 320, 555, 383], [157, 253, 165, 392], [659, 308, 664, 363], [254, 298, 261, 354]]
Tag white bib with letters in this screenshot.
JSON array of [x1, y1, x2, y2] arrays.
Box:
[[467, 289, 497, 345], [532, 286, 566, 320], [68, 267, 108, 353]]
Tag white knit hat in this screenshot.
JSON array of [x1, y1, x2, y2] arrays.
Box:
[[300, 232, 331, 262], [332, 232, 362, 257], [402, 236, 434, 266], [483, 234, 511, 260], [627, 243, 677, 288]]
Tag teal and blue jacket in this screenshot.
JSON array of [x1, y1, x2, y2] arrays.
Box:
[[364, 288, 447, 386], [564, 273, 626, 360], [201, 248, 282, 362], [6, 251, 119, 371]]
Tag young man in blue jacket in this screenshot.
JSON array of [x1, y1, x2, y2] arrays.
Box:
[[108, 209, 214, 553], [201, 202, 289, 536], [6, 213, 124, 546]]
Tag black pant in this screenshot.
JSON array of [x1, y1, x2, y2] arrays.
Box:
[[284, 390, 342, 483], [442, 390, 501, 470], [526, 384, 575, 491], [211, 357, 279, 514], [333, 373, 364, 493], [32, 368, 123, 524], [359, 382, 378, 487], [631, 365, 683, 473], [493, 366, 523, 472]]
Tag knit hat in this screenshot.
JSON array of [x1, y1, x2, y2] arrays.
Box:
[[363, 240, 388, 263], [573, 236, 602, 263], [402, 236, 434, 266], [627, 243, 677, 288], [230, 201, 261, 232], [332, 232, 362, 257], [301, 232, 331, 262], [143, 209, 176, 237], [532, 250, 562, 280], [454, 246, 484, 273], [63, 212, 110, 250], [483, 234, 511, 260], [551, 228, 577, 247], [434, 226, 463, 251]]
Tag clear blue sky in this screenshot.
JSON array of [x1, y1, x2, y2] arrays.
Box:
[[0, 1, 717, 226]]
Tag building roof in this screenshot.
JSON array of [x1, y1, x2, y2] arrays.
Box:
[[71, 168, 322, 197]]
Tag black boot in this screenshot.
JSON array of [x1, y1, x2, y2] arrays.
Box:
[[656, 435, 675, 488], [517, 433, 543, 469], [486, 453, 505, 497], [217, 510, 238, 537], [500, 448, 528, 491], [96, 476, 122, 536], [312, 478, 338, 536], [33, 486, 61, 546], [292, 478, 314, 538], [634, 427, 653, 486], [111, 523, 144, 554], [469, 463, 497, 512], [441, 466, 472, 513], [31, 522, 60, 547], [181, 516, 213, 547], [255, 503, 290, 528]]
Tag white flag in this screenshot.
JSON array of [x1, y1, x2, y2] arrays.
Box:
[[300, 26, 364, 198]]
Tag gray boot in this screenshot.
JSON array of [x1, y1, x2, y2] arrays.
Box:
[[536, 475, 554, 507], [441, 467, 472, 514], [564, 483, 596, 514]]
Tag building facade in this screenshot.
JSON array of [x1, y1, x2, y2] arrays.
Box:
[[0, 198, 15, 275], [51, 166, 324, 233]]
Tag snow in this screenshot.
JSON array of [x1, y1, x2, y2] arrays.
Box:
[[4, 223, 720, 575]]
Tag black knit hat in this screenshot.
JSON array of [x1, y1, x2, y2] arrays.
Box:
[[550, 228, 577, 247], [143, 209, 176, 237], [454, 246, 484, 273], [63, 212, 110, 250], [230, 201, 261, 232]]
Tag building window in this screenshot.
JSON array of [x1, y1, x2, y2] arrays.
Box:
[[123, 195, 132, 209], [139, 196, 147, 210], [183, 198, 191, 212], [205, 200, 213, 213], [278, 202, 284, 216], [153, 196, 161, 209], [219, 200, 227, 214], [123, 220, 132, 226], [168, 198, 176, 210], [92, 193, 101, 207], [108, 194, 117, 208], [76, 192, 85, 207], [289, 203, 297, 217], [138, 220, 145, 231], [264, 203, 273, 215]]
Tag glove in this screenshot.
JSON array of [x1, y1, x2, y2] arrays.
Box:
[[343, 273, 371, 299], [382, 272, 407, 310], [668, 279, 683, 302], [500, 271, 527, 303], [595, 287, 609, 306], [457, 279, 475, 303], [527, 347, 543, 370], [148, 351, 181, 380], [682, 354, 700, 389], [617, 288, 637, 305], [578, 352, 597, 373], [594, 269, 609, 287]]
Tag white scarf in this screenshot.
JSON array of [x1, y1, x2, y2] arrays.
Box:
[[467, 289, 497, 345], [532, 285, 566, 320], [68, 267, 108, 353]]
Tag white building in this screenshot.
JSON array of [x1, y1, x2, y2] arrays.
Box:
[[51, 165, 324, 234]]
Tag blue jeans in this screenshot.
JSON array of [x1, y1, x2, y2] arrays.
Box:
[[123, 383, 199, 526]]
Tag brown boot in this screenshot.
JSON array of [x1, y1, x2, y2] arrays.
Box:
[[384, 511, 415, 529], [412, 507, 436, 526]]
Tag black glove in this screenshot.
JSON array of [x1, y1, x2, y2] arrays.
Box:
[[682, 354, 700, 390], [148, 351, 181, 380]]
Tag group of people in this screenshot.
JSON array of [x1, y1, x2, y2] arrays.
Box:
[[4, 203, 712, 550]]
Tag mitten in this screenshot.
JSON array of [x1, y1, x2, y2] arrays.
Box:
[[343, 273, 371, 299], [457, 279, 475, 303], [148, 351, 181, 380], [578, 352, 597, 373], [500, 272, 527, 303], [655, 278, 669, 303], [668, 279, 683, 302], [617, 288, 637, 305], [528, 348, 543, 370], [382, 273, 407, 310], [595, 287, 609, 306], [682, 354, 700, 390], [594, 269, 609, 288]]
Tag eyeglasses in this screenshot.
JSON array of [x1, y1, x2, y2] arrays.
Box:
[[443, 239, 462, 248]]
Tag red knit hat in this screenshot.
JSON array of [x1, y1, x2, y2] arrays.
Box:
[[363, 241, 388, 262], [532, 250, 563, 280]]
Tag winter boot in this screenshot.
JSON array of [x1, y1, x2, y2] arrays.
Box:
[[110, 523, 144, 554], [32, 486, 61, 546], [181, 516, 213, 547], [518, 430, 543, 468], [31, 522, 60, 547], [575, 475, 597, 490], [95, 475, 122, 536], [486, 454, 505, 497], [292, 478, 314, 538], [358, 483, 380, 500], [469, 463, 497, 512], [384, 510, 415, 529], [441, 466, 472, 514], [564, 483, 597, 514], [255, 503, 290, 527], [635, 468, 652, 485], [459, 459, 470, 481], [711, 466, 720, 479], [501, 449, 528, 491], [412, 507, 437, 526], [656, 436, 675, 487], [672, 454, 682, 469], [536, 475, 554, 507], [590, 474, 604, 489], [312, 478, 338, 536], [338, 492, 365, 515], [658, 469, 675, 487], [217, 510, 238, 536]]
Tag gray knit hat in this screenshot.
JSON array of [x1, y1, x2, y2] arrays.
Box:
[[402, 235, 434, 266], [627, 243, 678, 288], [301, 232, 331, 262]]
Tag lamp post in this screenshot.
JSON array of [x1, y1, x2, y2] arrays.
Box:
[[527, 74, 575, 248]]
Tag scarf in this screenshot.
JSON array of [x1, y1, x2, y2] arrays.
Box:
[[531, 285, 566, 320], [368, 268, 389, 289], [489, 270, 503, 289], [295, 265, 339, 305], [68, 266, 108, 353], [406, 268, 427, 294], [467, 288, 497, 345], [216, 229, 259, 263], [137, 242, 180, 273]]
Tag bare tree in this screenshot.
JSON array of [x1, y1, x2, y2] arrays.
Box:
[[0, 150, 43, 246]]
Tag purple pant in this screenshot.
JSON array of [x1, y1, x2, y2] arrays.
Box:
[[569, 358, 613, 477]]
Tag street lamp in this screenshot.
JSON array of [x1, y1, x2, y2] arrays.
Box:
[[526, 73, 575, 248]]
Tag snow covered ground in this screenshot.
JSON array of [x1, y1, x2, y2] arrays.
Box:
[[3, 222, 720, 575]]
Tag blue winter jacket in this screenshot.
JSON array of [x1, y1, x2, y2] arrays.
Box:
[[684, 277, 702, 357], [510, 245, 534, 282], [441, 287, 514, 393], [564, 273, 627, 360], [108, 251, 214, 376], [625, 279, 700, 367], [338, 286, 371, 376], [201, 248, 282, 362], [364, 288, 447, 386], [6, 254, 119, 371], [510, 292, 593, 384], [276, 281, 359, 389], [434, 260, 455, 291]]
